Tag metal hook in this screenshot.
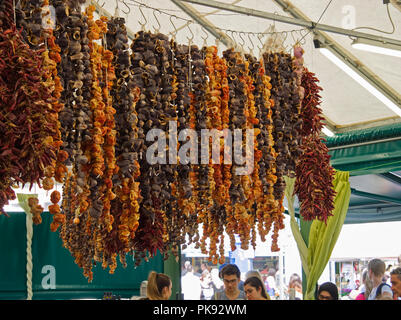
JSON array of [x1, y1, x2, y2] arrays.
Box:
[[114, 0, 120, 17], [169, 15, 178, 39], [138, 4, 147, 31], [281, 31, 288, 51], [290, 30, 297, 45], [257, 33, 264, 53], [186, 22, 194, 44], [121, 0, 130, 15], [201, 26, 208, 47], [228, 30, 236, 50], [247, 33, 255, 55], [152, 10, 161, 33], [238, 32, 246, 51]]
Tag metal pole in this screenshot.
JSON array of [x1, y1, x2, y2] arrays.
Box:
[[328, 136, 401, 150], [179, 0, 401, 47], [171, 0, 233, 47]]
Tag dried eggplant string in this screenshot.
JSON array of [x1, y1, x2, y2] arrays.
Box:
[[130, 31, 167, 266], [173, 41, 196, 251], [106, 16, 141, 265]]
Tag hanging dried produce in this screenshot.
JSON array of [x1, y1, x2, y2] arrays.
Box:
[[15, 0, 43, 49], [223, 48, 251, 251], [294, 135, 335, 223], [252, 58, 278, 244], [201, 45, 220, 263], [294, 61, 336, 223], [263, 51, 297, 251], [130, 31, 167, 266], [298, 67, 325, 136], [28, 197, 44, 225], [49, 190, 65, 232], [172, 42, 196, 250], [191, 44, 211, 214], [106, 16, 141, 261], [0, 0, 60, 214]]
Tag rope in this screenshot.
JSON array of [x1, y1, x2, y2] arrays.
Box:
[[26, 206, 33, 300], [17, 193, 36, 300]]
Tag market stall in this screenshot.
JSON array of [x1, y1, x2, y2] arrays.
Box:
[[1, 0, 401, 300]]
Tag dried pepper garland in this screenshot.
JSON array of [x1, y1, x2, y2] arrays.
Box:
[[294, 61, 336, 223], [0, 0, 60, 214], [294, 136, 335, 223]]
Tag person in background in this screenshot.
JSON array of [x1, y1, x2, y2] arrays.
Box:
[[181, 264, 201, 300], [212, 264, 246, 300], [211, 268, 224, 292], [316, 282, 339, 300], [245, 270, 263, 282], [182, 261, 191, 277], [146, 271, 172, 300], [367, 258, 393, 300], [244, 276, 270, 300], [288, 274, 303, 300], [245, 270, 271, 300], [266, 268, 277, 299], [398, 254, 401, 267], [390, 267, 401, 300], [200, 265, 214, 300], [355, 268, 373, 300]]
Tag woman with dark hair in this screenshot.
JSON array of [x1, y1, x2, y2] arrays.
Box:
[[316, 282, 339, 300], [244, 276, 270, 300], [146, 271, 172, 300]]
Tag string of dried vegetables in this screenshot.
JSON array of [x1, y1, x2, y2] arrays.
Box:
[[173, 42, 196, 252], [106, 16, 141, 265], [263, 51, 294, 251], [130, 31, 167, 266], [294, 54, 336, 223], [222, 48, 251, 252], [56, 3, 96, 281], [203, 45, 221, 263], [0, 0, 60, 214]]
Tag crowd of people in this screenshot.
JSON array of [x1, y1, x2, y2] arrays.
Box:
[[132, 256, 401, 300]]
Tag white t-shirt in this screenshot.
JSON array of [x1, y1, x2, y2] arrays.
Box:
[[367, 283, 393, 300], [182, 272, 202, 300]]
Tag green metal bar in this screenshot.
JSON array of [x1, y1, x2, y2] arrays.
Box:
[[379, 172, 401, 186], [350, 188, 401, 206], [163, 250, 182, 300]]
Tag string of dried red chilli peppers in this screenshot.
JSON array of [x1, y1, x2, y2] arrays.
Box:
[[294, 46, 336, 223], [0, 0, 60, 215]]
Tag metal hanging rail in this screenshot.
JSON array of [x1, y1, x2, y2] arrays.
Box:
[[328, 136, 401, 151], [179, 0, 401, 46]]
